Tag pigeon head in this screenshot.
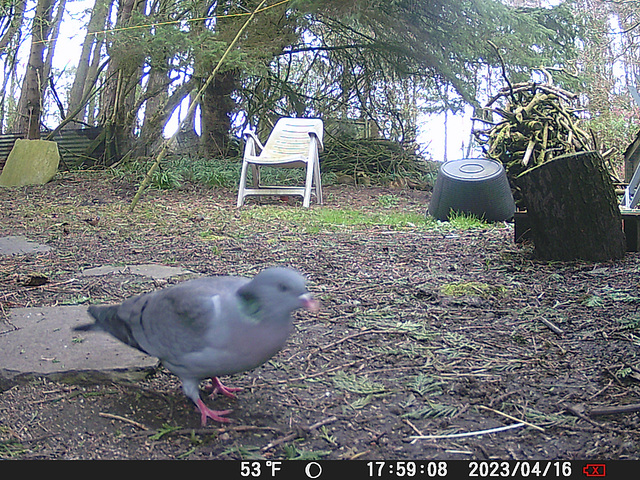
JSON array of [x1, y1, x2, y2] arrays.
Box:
[[237, 267, 318, 319]]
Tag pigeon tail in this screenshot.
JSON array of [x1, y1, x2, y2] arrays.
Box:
[[75, 304, 149, 355]]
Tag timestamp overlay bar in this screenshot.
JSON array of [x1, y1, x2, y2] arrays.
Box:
[[230, 460, 635, 479]]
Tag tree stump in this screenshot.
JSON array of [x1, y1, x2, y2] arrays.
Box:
[[515, 151, 626, 261]]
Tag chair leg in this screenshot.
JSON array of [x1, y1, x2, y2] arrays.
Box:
[[237, 160, 249, 208], [303, 162, 315, 208], [314, 158, 322, 205], [251, 164, 260, 187]]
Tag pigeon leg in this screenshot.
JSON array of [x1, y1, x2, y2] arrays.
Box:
[[196, 399, 232, 426], [208, 377, 243, 399]]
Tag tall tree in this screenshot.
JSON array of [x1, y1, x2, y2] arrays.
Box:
[[0, 0, 27, 132], [99, 0, 147, 161], [66, 0, 111, 127], [15, 0, 54, 137]]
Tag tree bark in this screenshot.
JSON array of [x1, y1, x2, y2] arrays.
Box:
[[0, 0, 27, 53], [15, 0, 54, 137], [42, 0, 67, 86], [99, 0, 147, 163], [67, 0, 111, 126], [199, 70, 238, 157], [516, 151, 626, 262]]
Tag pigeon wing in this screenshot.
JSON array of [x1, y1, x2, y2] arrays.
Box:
[[118, 276, 249, 364]]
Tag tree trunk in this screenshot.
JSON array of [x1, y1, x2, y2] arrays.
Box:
[[199, 70, 238, 157], [0, 0, 26, 54], [99, 0, 146, 163], [516, 151, 626, 262], [139, 77, 194, 155], [67, 0, 110, 126], [42, 0, 67, 85], [15, 0, 54, 137]]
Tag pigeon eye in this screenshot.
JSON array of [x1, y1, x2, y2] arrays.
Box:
[[278, 283, 289, 292]]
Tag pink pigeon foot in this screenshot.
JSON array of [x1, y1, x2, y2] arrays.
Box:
[[196, 399, 232, 426], [206, 377, 243, 399]]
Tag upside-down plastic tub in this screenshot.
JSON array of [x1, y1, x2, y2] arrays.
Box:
[[428, 158, 516, 222]]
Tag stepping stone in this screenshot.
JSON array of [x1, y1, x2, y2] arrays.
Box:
[[80, 264, 193, 280], [0, 235, 51, 256], [0, 305, 158, 390]]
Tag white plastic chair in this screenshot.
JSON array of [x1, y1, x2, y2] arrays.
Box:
[[237, 118, 323, 208]]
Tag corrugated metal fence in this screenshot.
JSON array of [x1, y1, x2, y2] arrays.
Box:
[[0, 127, 104, 172]]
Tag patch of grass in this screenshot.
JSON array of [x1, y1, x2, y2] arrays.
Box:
[[440, 281, 508, 299], [601, 287, 640, 303], [615, 366, 633, 378], [283, 444, 331, 461], [111, 155, 340, 190], [377, 194, 401, 208], [517, 407, 577, 428], [111, 157, 240, 190], [221, 444, 265, 460], [446, 210, 493, 229], [618, 315, 640, 331], [581, 294, 604, 307], [318, 426, 338, 446], [0, 440, 27, 458], [148, 424, 181, 440], [242, 205, 435, 232]]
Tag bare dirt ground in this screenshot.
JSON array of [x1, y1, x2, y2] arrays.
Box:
[[1, 171, 640, 460]]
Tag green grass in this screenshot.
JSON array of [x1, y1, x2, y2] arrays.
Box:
[[110, 156, 330, 190], [241, 205, 435, 232], [109, 156, 502, 235], [446, 210, 494, 229], [440, 281, 509, 299]]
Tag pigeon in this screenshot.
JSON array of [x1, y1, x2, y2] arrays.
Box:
[[74, 267, 318, 426]]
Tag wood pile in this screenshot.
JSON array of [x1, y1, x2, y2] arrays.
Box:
[[472, 76, 626, 261], [472, 80, 610, 182]]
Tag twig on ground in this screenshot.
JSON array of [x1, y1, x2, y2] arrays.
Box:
[[588, 403, 640, 416], [261, 416, 338, 452], [562, 403, 608, 430], [478, 405, 545, 431], [537, 317, 564, 336], [99, 412, 148, 430], [409, 423, 526, 443], [403, 418, 424, 437]]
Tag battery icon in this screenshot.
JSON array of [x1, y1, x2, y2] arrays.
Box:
[[583, 464, 606, 477]]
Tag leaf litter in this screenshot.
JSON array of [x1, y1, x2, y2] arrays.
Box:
[[0, 171, 639, 460]]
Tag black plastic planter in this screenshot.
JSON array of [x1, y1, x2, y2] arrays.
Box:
[[428, 158, 515, 222]]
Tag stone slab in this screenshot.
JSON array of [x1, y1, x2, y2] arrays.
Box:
[[0, 235, 51, 256], [0, 139, 60, 187], [80, 264, 193, 280], [0, 305, 158, 389]]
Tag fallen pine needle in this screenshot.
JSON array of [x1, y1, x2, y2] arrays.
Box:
[[410, 422, 525, 443]]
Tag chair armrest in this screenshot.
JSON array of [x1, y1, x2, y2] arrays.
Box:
[[309, 131, 324, 152], [244, 130, 264, 152]]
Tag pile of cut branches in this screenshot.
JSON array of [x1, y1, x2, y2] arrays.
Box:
[[321, 135, 437, 189], [472, 80, 603, 180]]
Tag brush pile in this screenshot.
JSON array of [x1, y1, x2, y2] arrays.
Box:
[[321, 136, 437, 189], [472, 81, 601, 180]]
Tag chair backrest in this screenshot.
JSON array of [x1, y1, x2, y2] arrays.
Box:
[[261, 118, 323, 160]]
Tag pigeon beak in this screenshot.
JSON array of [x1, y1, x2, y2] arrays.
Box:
[[299, 293, 319, 313]]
